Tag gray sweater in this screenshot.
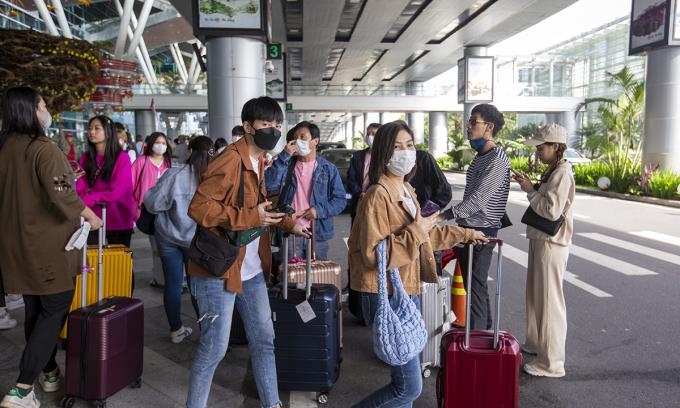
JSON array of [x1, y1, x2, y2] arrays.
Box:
[[144, 165, 198, 248]]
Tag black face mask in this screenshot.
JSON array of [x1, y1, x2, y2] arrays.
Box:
[[253, 127, 281, 151]]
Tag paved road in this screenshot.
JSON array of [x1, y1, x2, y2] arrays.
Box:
[[0, 173, 678, 407]]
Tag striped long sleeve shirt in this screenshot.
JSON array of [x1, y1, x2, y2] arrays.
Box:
[[452, 146, 510, 229]]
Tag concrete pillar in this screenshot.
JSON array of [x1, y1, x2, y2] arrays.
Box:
[[643, 47, 680, 172], [206, 37, 265, 140], [560, 110, 578, 148], [406, 81, 425, 144], [345, 119, 353, 147], [428, 112, 448, 157], [134, 110, 155, 137], [352, 114, 361, 148], [379, 112, 386, 123], [462, 46, 489, 137]]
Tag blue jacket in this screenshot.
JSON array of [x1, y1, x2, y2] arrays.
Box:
[[265, 150, 347, 242]]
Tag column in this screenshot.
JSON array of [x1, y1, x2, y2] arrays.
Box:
[[345, 118, 353, 148], [462, 46, 488, 135], [560, 110, 578, 148], [643, 47, 680, 172], [134, 110, 155, 137], [207, 37, 265, 140], [429, 112, 448, 157], [352, 114, 362, 147], [406, 81, 425, 145]]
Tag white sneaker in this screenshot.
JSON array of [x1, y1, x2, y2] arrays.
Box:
[[0, 310, 17, 330], [0, 388, 40, 408], [170, 326, 192, 344], [37, 369, 61, 393], [5, 295, 23, 311]]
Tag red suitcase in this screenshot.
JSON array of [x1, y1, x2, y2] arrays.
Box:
[[437, 239, 521, 408], [62, 211, 144, 408]]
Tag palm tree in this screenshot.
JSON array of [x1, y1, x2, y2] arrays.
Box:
[[575, 66, 645, 193]]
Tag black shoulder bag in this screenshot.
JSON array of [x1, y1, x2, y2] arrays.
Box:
[[187, 164, 266, 277]]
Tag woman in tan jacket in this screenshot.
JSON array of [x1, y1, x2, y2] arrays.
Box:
[[0, 87, 102, 408], [348, 121, 486, 407], [514, 123, 575, 378]]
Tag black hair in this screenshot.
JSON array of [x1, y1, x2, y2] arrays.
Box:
[[214, 137, 228, 151], [0, 86, 45, 148], [471, 104, 505, 137], [143, 131, 172, 167], [286, 127, 296, 142], [241, 96, 283, 126], [187, 136, 214, 181], [367, 123, 381, 132], [114, 121, 125, 131], [231, 125, 245, 136], [291, 121, 320, 140], [83, 115, 121, 185], [368, 120, 415, 186]]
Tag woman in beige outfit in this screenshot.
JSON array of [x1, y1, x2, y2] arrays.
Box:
[[514, 123, 575, 378]]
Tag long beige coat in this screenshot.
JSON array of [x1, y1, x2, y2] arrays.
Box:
[[0, 133, 85, 294]]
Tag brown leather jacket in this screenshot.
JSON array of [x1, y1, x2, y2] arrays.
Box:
[[188, 138, 296, 293], [348, 174, 476, 295]]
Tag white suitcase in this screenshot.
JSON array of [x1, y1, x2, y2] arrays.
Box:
[[419, 276, 454, 378]]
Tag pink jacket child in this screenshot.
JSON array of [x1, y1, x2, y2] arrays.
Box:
[[76, 151, 135, 231], [131, 156, 170, 220]]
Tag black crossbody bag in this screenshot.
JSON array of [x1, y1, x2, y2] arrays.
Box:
[[187, 165, 266, 277]]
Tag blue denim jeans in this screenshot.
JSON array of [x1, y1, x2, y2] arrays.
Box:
[[353, 292, 423, 408], [156, 234, 192, 331], [186, 273, 280, 408]]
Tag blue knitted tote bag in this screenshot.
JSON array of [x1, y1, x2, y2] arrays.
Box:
[[373, 240, 428, 366]]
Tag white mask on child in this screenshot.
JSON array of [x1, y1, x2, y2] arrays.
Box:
[[295, 139, 312, 157]]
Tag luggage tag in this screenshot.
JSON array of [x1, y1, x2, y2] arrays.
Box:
[[296, 300, 316, 323], [65, 222, 91, 251]]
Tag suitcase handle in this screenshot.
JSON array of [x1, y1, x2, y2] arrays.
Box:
[[96, 202, 107, 302], [80, 218, 89, 308], [464, 238, 503, 350], [281, 230, 313, 301]]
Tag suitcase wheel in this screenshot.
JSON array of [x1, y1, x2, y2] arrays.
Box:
[[316, 392, 328, 404], [130, 377, 142, 389], [420, 363, 432, 378], [60, 396, 75, 408]]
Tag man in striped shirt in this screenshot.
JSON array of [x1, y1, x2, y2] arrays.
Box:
[[449, 103, 510, 330]]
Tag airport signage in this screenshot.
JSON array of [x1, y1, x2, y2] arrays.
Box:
[[629, 0, 680, 54], [192, 0, 272, 41], [457, 56, 494, 104]]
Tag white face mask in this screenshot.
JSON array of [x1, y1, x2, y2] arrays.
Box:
[[39, 110, 52, 129], [216, 146, 226, 154], [152, 143, 167, 155], [386, 149, 416, 177], [231, 135, 241, 144], [295, 139, 312, 157], [366, 135, 374, 147]]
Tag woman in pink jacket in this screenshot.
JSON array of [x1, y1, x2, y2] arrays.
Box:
[[131, 131, 173, 287], [76, 115, 135, 247]]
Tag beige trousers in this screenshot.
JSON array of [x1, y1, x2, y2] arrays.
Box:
[[524, 239, 569, 376]]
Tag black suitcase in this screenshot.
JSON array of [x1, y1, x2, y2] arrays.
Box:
[[268, 235, 341, 405]]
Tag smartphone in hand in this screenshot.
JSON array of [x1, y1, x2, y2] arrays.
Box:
[[267, 204, 296, 215], [420, 200, 441, 217]]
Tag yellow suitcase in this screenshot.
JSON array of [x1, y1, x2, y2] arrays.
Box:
[[59, 244, 133, 339]]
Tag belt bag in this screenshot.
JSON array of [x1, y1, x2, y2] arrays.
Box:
[[521, 206, 565, 236], [187, 227, 239, 277]]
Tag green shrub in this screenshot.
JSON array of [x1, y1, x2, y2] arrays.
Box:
[[436, 156, 454, 170], [648, 170, 680, 199], [573, 162, 610, 187], [510, 157, 545, 180]]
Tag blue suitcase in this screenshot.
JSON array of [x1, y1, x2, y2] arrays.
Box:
[[268, 235, 341, 405]]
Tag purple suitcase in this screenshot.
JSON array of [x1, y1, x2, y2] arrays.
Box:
[[62, 207, 144, 408]]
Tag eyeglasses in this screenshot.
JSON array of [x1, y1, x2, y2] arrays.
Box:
[[468, 117, 489, 126]]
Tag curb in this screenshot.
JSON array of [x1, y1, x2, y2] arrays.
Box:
[[574, 187, 680, 209]]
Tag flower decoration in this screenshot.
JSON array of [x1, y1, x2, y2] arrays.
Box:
[[0, 29, 100, 113]]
